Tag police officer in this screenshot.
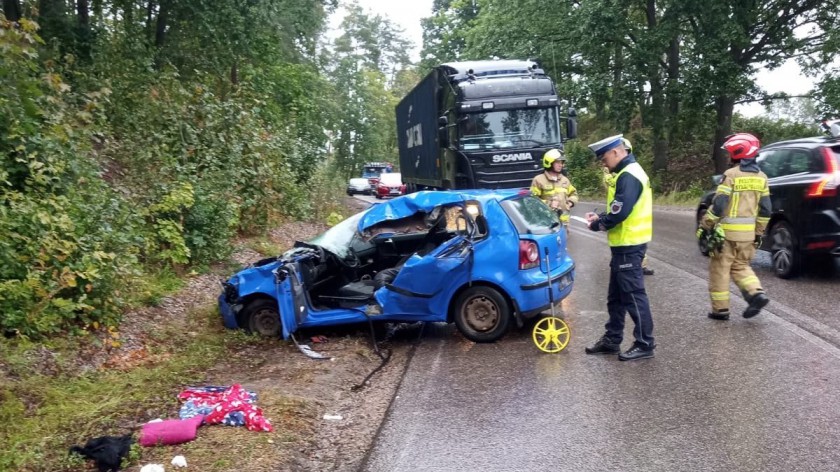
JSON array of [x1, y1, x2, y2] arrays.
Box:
[[584, 134, 655, 361], [530, 148, 578, 228], [698, 133, 771, 320], [605, 138, 655, 275]]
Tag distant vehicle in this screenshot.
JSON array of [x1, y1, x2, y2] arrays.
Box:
[[362, 162, 394, 190], [347, 178, 372, 196], [696, 128, 840, 278], [374, 172, 406, 199], [218, 190, 575, 343], [395, 59, 577, 191]]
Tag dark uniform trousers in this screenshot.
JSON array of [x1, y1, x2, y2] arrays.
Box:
[[605, 245, 655, 348]]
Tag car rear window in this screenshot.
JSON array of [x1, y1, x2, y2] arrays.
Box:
[[500, 195, 560, 235]]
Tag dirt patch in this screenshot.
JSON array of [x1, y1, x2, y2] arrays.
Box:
[[77, 198, 413, 471]]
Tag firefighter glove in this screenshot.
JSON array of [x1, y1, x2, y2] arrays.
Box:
[[696, 227, 706, 240]]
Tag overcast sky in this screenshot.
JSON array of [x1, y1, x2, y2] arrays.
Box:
[[332, 0, 818, 118]]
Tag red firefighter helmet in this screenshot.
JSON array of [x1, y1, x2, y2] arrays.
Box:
[[721, 133, 760, 160]]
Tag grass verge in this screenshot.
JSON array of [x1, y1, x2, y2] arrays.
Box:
[[0, 305, 273, 472]]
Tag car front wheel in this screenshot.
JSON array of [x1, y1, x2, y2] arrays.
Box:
[[453, 286, 510, 343], [770, 221, 800, 279], [240, 299, 282, 337]]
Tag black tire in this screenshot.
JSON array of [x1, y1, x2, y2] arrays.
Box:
[[240, 299, 282, 337], [375, 194, 382, 200], [452, 286, 511, 343], [347, 190, 353, 196], [696, 206, 710, 257], [770, 220, 800, 279]]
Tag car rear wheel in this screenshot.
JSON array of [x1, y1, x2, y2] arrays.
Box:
[[770, 221, 800, 279], [453, 286, 510, 343], [696, 207, 709, 257], [241, 299, 282, 337]]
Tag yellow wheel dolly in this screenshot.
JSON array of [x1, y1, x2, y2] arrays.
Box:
[[532, 246, 570, 353]]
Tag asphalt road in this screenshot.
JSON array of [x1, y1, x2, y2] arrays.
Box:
[[360, 202, 840, 472]]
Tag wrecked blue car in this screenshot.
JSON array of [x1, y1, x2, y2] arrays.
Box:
[[218, 190, 575, 343]]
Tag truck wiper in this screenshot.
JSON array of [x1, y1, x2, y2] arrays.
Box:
[[512, 139, 549, 148]]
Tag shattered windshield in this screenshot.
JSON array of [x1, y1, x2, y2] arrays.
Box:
[[459, 108, 561, 151], [307, 211, 365, 257]]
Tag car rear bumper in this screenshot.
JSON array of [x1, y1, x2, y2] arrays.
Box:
[[802, 209, 840, 255], [515, 264, 575, 319]]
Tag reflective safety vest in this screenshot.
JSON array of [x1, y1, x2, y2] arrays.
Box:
[[606, 162, 653, 247], [709, 167, 770, 242]]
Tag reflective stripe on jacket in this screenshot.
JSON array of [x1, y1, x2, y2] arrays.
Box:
[[530, 172, 578, 222], [704, 167, 770, 242], [606, 162, 653, 246]]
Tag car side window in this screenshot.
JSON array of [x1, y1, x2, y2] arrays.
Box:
[[758, 150, 783, 178], [759, 149, 818, 178], [785, 149, 816, 174]]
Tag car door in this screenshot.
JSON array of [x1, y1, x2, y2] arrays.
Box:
[[374, 205, 477, 318], [274, 262, 308, 339], [375, 234, 473, 318], [761, 147, 821, 232]]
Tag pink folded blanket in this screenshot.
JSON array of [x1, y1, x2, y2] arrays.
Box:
[[139, 415, 204, 447]]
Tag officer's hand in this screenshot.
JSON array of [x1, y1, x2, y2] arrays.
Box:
[[754, 235, 763, 249], [584, 212, 599, 223]]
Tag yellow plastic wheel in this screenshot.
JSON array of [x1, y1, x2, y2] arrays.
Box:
[[532, 316, 570, 353]]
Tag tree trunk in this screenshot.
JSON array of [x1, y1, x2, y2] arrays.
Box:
[[712, 95, 736, 174], [665, 35, 680, 151], [77, 0, 90, 26], [648, 77, 669, 173], [146, 0, 156, 41], [76, 0, 91, 59], [154, 0, 168, 47], [230, 60, 239, 85], [3, 0, 22, 21]]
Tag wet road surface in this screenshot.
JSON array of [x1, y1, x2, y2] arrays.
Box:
[[361, 205, 840, 472]]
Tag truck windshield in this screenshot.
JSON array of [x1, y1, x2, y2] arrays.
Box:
[[459, 108, 561, 151], [363, 166, 392, 178]]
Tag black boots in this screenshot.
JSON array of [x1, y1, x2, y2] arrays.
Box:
[[743, 292, 769, 318], [585, 336, 620, 355], [708, 309, 731, 320], [619, 343, 655, 361]]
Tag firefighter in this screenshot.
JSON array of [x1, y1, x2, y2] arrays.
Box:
[[584, 134, 656, 361], [698, 133, 771, 320], [530, 148, 578, 227]]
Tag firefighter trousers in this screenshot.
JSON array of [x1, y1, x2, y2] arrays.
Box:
[[708, 240, 763, 312]]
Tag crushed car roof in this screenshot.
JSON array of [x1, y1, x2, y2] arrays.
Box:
[[358, 189, 523, 231]]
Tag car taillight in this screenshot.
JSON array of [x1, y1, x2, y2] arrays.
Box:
[[805, 148, 840, 198], [519, 240, 539, 270]]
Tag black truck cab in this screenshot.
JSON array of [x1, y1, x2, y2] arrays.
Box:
[[396, 60, 576, 191]]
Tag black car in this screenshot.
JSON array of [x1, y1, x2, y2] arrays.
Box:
[[696, 134, 840, 278]]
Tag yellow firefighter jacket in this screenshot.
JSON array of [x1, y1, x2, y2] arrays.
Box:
[[530, 172, 578, 222], [702, 166, 771, 242]]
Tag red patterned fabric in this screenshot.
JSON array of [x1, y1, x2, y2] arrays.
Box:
[[177, 384, 272, 432]]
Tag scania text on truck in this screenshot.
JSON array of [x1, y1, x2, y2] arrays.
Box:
[[396, 60, 577, 191]]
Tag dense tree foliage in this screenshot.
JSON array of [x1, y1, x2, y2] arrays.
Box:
[[0, 0, 410, 337], [421, 0, 840, 176]]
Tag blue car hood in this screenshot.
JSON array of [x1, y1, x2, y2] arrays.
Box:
[[358, 191, 466, 231]]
